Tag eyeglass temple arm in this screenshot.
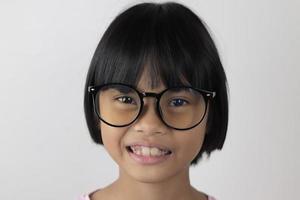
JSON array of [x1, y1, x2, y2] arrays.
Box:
[[88, 86, 96, 94], [204, 90, 216, 98]]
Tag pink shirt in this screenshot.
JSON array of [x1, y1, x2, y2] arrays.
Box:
[[79, 194, 217, 200]]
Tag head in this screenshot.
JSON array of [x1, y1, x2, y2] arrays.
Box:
[[84, 2, 228, 166]]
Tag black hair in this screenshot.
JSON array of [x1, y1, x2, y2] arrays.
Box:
[[84, 1, 228, 165]]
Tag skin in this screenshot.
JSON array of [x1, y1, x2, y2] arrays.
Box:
[[91, 72, 209, 200]]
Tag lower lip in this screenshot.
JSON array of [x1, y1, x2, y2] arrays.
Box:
[[127, 150, 172, 165]]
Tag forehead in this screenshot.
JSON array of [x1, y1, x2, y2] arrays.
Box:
[[136, 70, 166, 92]]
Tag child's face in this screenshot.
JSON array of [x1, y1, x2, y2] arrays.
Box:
[[100, 72, 208, 183]]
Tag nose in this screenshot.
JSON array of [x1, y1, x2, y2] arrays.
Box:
[[131, 98, 167, 135]]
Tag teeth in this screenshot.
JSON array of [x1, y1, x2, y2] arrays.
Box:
[[130, 146, 170, 157], [135, 148, 142, 155], [141, 147, 150, 156], [150, 147, 161, 156]]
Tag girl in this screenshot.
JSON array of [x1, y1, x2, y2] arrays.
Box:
[[82, 2, 228, 200]]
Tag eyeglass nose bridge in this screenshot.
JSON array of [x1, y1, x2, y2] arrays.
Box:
[[141, 92, 161, 100], [138, 92, 164, 122], [139, 92, 162, 109]]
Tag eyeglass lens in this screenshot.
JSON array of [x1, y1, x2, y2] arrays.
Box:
[[95, 84, 206, 129]]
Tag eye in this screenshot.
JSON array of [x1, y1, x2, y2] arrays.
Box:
[[169, 98, 188, 107], [116, 96, 137, 105]]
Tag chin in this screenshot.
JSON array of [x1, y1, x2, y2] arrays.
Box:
[[124, 165, 184, 184]]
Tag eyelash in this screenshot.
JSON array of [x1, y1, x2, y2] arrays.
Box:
[[169, 98, 189, 107], [116, 96, 137, 105], [114, 95, 190, 107]]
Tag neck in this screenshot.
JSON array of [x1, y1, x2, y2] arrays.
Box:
[[109, 166, 198, 200]]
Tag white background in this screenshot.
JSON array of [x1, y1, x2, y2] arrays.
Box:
[[0, 0, 299, 199]]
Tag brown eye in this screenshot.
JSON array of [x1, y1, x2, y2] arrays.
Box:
[[116, 96, 137, 105]]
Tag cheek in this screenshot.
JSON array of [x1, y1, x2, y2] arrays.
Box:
[[100, 123, 127, 161], [175, 118, 208, 163], [180, 130, 205, 160]]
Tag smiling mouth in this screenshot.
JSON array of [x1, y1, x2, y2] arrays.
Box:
[[126, 145, 172, 157]]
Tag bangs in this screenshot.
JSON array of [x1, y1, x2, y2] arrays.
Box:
[[93, 3, 212, 90]]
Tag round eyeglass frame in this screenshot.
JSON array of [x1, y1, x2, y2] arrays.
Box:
[[88, 83, 216, 131]]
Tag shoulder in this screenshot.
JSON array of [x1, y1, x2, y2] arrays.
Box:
[[78, 187, 108, 200], [79, 188, 217, 200], [78, 194, 90, 200], [208, 195, 217, 200], [78, 194, 217, 200]]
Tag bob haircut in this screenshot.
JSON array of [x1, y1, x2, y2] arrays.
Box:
[[84, 2, 228, 165]]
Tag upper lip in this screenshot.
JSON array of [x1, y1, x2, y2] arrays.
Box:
[[126, 141, 173, 152]]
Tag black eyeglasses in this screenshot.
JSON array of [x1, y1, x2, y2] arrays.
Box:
[[88, 83, 216, 130]]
